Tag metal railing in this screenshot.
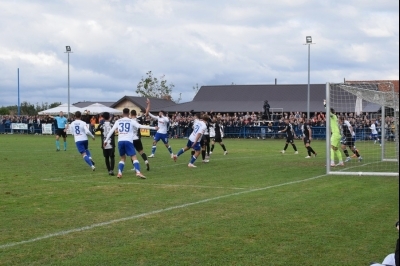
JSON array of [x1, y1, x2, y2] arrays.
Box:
[[1, 123, 394, 142]]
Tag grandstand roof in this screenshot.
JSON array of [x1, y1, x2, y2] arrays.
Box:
[[154, 84, 329, 113], [110, 96, 176, 111]]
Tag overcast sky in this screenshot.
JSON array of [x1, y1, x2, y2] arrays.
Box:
[[0, 0, 398, 107]]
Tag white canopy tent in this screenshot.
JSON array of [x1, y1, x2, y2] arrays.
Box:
[[38, 103, 85, 115], [84, 103, 122, 115]]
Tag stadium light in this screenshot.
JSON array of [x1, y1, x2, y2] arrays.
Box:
[[65, 46, 72, 119], [304, 36, 315, 120]]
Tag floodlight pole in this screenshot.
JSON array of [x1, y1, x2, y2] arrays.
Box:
[[304, 36, 315, 120], [65, 46, 72, 119], [307, 43, 310, 120]]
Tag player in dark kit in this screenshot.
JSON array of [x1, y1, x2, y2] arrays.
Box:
[[278, 118, 298, 154], [200, 112, 212, 162], [95, 112, 115, 175], [210, 116, 228, 155], [130, 110, 150, 171], [339, 116, 362, 162], [300, 118, 317, 158]]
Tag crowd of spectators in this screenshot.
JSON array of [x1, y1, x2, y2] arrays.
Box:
[[0, 111, 398, 141]]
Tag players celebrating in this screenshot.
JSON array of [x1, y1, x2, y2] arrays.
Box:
[[104, 108, 157, 179], [145, 98, 174, 158]]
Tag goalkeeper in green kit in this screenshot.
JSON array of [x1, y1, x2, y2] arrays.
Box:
[[324, 100, 344, 166]]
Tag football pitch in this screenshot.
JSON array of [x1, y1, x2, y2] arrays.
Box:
[[0, 135, 398, 265]]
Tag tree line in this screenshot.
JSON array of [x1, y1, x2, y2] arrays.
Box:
[[0, 102, 62, 116]]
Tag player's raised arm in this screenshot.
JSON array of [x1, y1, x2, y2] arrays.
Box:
[[145, 98, 150, 116], [132, 119, 157, 131]]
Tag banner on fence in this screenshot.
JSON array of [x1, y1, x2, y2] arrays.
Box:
[[42, 124, 53, 135], [140, 128, 150, 137], [11, 123, 28, 130]]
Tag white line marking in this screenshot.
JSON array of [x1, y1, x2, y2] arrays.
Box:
[[0, 173, 327, 249]]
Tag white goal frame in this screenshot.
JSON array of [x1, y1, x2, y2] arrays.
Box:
[[325, 82, 399, 176]]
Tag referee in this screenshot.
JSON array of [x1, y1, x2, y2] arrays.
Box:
[[48, 111, 68, 151]]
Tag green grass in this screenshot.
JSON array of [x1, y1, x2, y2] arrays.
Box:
[[0, 135, 398, 265]]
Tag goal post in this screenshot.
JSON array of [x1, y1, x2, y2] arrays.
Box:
[[326, 82, 399, 176]]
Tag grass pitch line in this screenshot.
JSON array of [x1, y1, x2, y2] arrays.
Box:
[[1, 173, 328, 250]]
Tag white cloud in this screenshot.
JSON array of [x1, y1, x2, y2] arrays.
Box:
[[0, 0, 398, 107]]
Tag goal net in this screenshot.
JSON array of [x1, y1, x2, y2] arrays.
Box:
[[326, 82, 399, 176]]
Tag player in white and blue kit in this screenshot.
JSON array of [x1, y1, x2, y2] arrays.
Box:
[[370, 118, 381, 146], [173, 113, 207, 168], [68, 111, 96, 171], [48, 111, 68, 151], [104, 108, 157, 179], [145, 98, 174, 158]]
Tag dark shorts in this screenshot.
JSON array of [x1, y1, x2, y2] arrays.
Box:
[[201, 135, 210, 146], [213, 136, 222, 143], [133, 139, 144, 152], [342, 137, 355, 148], [200, 138, 204, 147], [303, 138, 311, 145], [103, 148, 115, 158], [56, 128, 67, 138], [286, 137, 294, 144]]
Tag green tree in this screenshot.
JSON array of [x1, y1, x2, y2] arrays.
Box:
[[0, 107, 9, 115], [20, 101, 36, 115], [136, 71, 177, 102], [6, 105, 18, 115], [0, 101, 62, 115]]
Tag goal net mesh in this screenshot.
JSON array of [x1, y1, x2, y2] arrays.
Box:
[[327, 82, 398, 176]]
